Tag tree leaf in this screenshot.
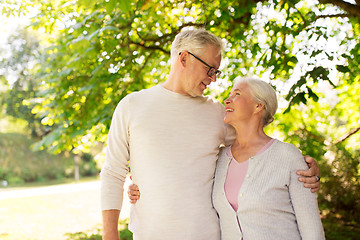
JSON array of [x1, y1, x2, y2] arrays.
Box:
[[336, 65, 350, 73], [119, 0, 132, 14]]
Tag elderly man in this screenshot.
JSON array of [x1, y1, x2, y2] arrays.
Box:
[[101, 28, 321, 240]]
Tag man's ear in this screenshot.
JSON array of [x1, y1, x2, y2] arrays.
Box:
[[179, 52, 187, 67]]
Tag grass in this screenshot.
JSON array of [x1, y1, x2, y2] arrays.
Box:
[[0, 115, 29, 134], [0, 132, 76, 184], [0, 179, 133, 240], [1, 179, 359, 240], [0, 181, 101, 240], [0, 176, 100, 190], [0, 176, 133, 240], [0, 117, 112, 239], [0, 116, 358, 239], [1, 177, 360, 239], [63, 220, 132, 240]]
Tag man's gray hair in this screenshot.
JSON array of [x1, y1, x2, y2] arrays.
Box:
[[235, 77, 278, 127], [170, 28, 224, 62]]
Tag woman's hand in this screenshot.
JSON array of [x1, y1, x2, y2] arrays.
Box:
[[128, 183, 140, 204]]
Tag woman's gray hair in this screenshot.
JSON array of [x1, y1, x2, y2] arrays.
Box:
[[170, 28, 224, 62], [235, 77, 278, 127]]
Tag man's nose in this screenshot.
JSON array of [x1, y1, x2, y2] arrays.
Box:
[[209, 75, 217, 82]]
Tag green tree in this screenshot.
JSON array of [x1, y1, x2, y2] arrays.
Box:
[[0, 27, 49, 137], [3, 0, 358, 153], [2, 0, 360, 222], [266, 76, 360, 221]]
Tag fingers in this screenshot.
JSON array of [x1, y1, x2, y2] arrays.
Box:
[[128, 183, 139, 191], [298, 175, 321, 193], [128, 193, 140, 204], [128, 190, 140, 204], [298, 175, 318, 184], [304, 155, 321, 177], [305, 182, 320, 193], [127, 183, 140, 204], [296, 169, 313, 177], [298, 156, 321, 193], [310, 185, 320, 193], [296, 161, 319, 177], [304, 155, 315, 164]]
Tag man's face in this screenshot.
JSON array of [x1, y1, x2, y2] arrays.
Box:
[[182, 45, 222, 97]]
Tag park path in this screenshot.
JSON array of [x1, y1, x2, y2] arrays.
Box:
[[0, 181, 101, 200], [0, 178, 131, 240]]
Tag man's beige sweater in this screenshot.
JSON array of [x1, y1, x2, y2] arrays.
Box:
[[101, 84, 234, 240]]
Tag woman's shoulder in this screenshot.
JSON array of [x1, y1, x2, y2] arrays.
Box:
[[272, 139, 302, 155], [217, 146, 232, 164], [219, 146, 231, 159], [271, 140, 307, 168]]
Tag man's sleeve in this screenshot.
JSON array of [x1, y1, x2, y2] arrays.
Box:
[[100, 95, 131, 211]]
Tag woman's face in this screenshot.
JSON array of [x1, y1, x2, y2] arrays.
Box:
[[224, 82, 258, 126]]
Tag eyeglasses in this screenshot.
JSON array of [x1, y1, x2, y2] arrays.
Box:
[[179, 51, 222, 78]]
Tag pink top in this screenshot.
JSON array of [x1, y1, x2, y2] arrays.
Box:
[[224, 139, 275, 211]]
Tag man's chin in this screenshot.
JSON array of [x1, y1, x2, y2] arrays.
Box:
[[199, 87, 207, 96], [195, 91, 205, 97], [189, 89, 204, 97]]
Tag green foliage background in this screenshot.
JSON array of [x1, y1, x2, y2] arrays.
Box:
[[1, 0, 359, 226], [0, 131, 99, 183]]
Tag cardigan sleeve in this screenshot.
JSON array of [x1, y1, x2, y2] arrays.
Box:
[[287, 144, 325, 240], [100, 95, 131, 211]]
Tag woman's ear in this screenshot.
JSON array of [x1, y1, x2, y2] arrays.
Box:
[[254, 103, 265, 114]]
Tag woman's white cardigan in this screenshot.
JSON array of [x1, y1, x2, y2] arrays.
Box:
[[212, 139, 325, 240]]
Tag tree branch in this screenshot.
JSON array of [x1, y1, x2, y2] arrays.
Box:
[[315, 13, 352, 20], [136, 22, 206, 42], [128, 22, 210, 55], [319, 0, 360, 19], [334, 127, 360, 145], [128, 41, 169, 55]]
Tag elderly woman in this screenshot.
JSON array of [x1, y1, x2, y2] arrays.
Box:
[[212, 77, 325, 239]]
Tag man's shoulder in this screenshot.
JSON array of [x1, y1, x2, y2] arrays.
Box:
[[121, 85, 160, 101], [201, 95, 224, 110]]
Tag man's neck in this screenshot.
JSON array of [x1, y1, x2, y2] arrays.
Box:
[[162, 79, 189, 96]]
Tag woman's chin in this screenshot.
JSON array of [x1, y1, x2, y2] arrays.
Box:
[[223, 118, 231, 125]]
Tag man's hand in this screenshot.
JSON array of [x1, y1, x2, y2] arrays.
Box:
[[296, 155, 321, 193], [128, 183, 140, 204]]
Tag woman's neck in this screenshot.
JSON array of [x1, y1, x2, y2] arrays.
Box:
[[229, 121, 272, 163], [231, 120, 271, 148]]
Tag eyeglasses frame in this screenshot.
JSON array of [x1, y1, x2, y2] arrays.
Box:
[[179, 51, 221, 78]]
